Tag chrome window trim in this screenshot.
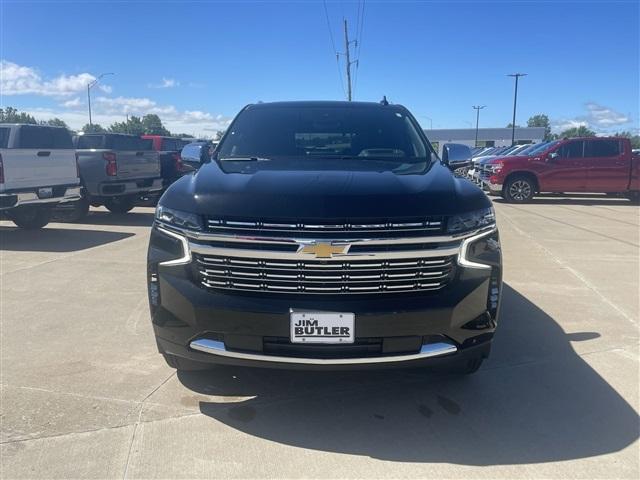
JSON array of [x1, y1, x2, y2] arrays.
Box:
[[189, 338, 457, 365]]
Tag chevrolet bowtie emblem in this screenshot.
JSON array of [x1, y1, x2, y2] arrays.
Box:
[[298, 242, 350, 258]]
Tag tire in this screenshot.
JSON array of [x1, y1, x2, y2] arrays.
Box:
[[8, 207, 52, 229], [104, 197, 134, 214], [163, 354, 212, 371], [62, 194, 90, 222], [451, 356, 484, 375], [625, 191, 640, 204], [504, 175, 535, 203]]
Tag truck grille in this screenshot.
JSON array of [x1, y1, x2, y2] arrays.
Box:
[[194, 253, 455, 294], [205, 217, 446, 238]]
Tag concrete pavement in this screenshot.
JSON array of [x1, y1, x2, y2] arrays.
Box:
[[1, 197, 638, 479]]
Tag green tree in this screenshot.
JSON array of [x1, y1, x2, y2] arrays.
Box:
[[527, 114, 552, 141], [141, 114, 170, 135], [506, 123, 521, 129], [44, 118, 69, 129], [82, 123, 107, 133], [0, 107, 37, 124], [614, 131, 640, 149], [559, 125, 596, 138], [109, 116, 144, 135]]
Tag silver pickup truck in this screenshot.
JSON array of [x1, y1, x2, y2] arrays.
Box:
[[69, 133, 162, 218], [0, 124, 81, 229]]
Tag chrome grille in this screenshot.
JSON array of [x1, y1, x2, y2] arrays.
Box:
[[195, 254, 455, 294], [205, 217, 445, 238]]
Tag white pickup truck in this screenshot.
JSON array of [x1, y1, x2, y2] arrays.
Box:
[[0, 124, 81, 229]]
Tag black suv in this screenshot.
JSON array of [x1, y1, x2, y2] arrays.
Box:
[[147, 101, 502, 373]]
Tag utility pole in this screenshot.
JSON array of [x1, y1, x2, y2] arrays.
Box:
[[87, 72, 115, 126], [507, 73, 527, 146], [472, 105, 486, 147], [343, 19, 353, 101]]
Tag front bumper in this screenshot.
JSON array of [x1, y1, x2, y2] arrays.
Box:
[[148, 226, 502, 370], [467, 170, 503, 195], [0, 185, 81, 210]]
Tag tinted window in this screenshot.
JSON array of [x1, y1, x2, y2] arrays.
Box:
[[0, 127, 10, 148], [558, 140, 584, 158], [586, 139, 620, 157], [17, 125, 73, 149], [107, 135, 152, 151], [161, 138, 180, 151], [218, 106, 429, 163], [75, 135, 105, 149]]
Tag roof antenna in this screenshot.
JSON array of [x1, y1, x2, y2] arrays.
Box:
[[380, 95, 389, 106]]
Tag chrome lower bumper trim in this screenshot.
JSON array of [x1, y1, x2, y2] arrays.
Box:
[[189, 338, 458, 365], [0, 186, 81, 209]]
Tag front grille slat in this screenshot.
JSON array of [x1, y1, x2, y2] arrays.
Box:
[[204, 216, 446, 238], [196, 253, 455, 295]]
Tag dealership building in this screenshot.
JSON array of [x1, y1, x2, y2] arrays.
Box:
[[425, 127, 546, 156]]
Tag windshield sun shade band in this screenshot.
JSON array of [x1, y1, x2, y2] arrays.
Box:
[[457, 227, 498, 270], [157, 226, 192, 266]]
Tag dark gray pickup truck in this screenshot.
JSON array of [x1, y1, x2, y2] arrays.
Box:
[[68, 133, 162, 218]]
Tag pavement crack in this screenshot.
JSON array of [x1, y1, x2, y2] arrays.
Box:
[[122, 370, 176, 480], [499, 207, 638, 326]]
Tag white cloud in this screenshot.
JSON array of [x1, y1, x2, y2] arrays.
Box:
[[552, 102, 633, 133], [62, 97, 83, 108], [0, 60, 113, 97], [148, 77, 179, 89]]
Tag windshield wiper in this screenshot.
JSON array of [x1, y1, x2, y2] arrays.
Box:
[[218, 156, 271, 161]]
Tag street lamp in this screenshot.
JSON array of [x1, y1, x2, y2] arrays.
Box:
[[419, 115, 433, 130], [507, 73, 527, 146], [472, 105, 486, 147], [87, 72, 114, 126]]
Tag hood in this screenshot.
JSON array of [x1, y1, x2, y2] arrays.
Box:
[[161, 158, 491, 219]]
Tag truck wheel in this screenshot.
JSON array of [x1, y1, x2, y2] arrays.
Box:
[[504, 175, 534, 203], [63, 194, 90, 222], [163, 354, 212, 371], [450, 356, 484, 375], [104, 197, 134, 214], [9, 207, 52, 229], [625, 191, 640, 204]]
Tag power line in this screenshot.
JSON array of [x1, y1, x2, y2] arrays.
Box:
[[352, 0, 366, 97]]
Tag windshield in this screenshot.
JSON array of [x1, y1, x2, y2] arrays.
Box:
[[217, 105, 431, 164], [530, 140, 559, 154]]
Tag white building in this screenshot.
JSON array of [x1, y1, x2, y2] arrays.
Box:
[[425, 127, 546, 156]]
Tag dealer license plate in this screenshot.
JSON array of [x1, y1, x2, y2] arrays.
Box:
[[290, 311, 355, 344]]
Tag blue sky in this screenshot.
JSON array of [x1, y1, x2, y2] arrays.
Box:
[[1, 0, 638, 136]]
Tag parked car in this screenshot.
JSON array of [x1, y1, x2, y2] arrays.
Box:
[[179, 141, 216, 170], [147, 100, 502, 374], [479, 137, 640, 202], [0, 124, 81, 229], [68, 133, 162, 218], [142, 135, 196, 191]]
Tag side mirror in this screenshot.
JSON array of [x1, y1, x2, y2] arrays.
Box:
[[548, 152, 559, 160], [442, 143, 472, 170]]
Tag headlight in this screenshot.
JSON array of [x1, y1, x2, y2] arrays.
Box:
[[447, 207, 495, 233], [155, 205, 202, 231]]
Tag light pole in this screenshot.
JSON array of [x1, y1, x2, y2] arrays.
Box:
[[87, 73, 114, 126], [472, 105, 486, 147], [507, 73, 527, 146], [420, 115, 433, 130]]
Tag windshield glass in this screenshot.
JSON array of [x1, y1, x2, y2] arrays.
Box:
[[217, 105, 430, 165], [530, 140, 559, 154]]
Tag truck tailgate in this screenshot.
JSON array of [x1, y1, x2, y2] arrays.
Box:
[[115, 151, 161, 180], [0, 148, 78, 191]]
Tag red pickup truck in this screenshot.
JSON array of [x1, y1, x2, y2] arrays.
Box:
[[480, 137, 640, 202]]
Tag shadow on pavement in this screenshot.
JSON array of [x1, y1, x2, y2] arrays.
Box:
[[0, 226, 134, 252], [178, 284, 639, 466], [493, 195, 636, 207], [59, 210, 156, 228]]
